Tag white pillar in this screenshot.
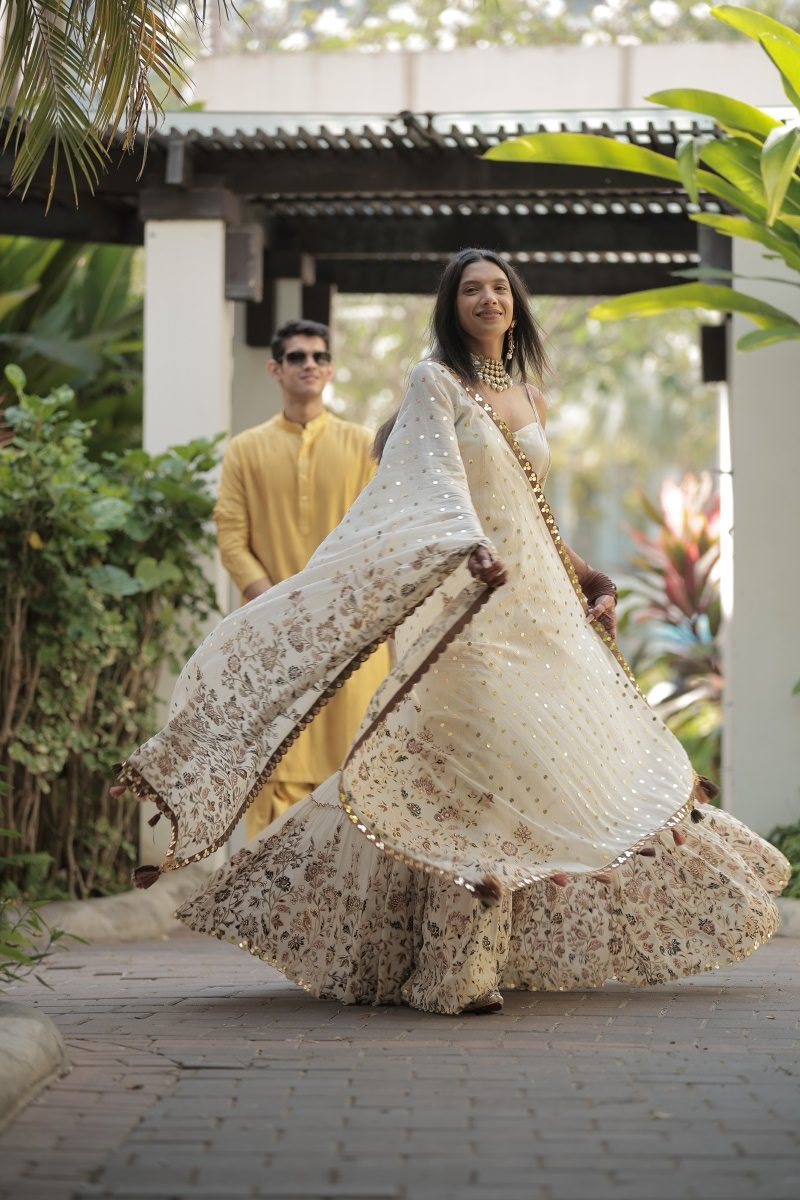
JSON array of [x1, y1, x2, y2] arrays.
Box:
[[231, 304, 270, 436], [141, 219, 234, 862], [144, 220, 233, 455], [725, 243, 800, 833], [231, 279, 302, 436]]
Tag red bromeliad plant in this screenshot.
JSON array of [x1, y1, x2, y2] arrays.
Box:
[[622, 474, 723, 789]]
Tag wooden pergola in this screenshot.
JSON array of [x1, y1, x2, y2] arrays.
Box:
[[0, 108, 729, 354]]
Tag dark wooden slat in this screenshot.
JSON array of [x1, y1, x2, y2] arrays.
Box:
[[269, 211, 698, 256], [314, 257, 689, 296]]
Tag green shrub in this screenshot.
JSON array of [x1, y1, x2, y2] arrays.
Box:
[[767, 822, 800, 898], [0, 366, 220, 899], [0, 823, 67, 990]]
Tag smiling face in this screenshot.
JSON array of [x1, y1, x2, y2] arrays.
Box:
[[268, 334, 334, 403], [455, 258, 514, 356]]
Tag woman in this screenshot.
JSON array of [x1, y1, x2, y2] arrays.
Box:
[[116, 249, 788, 1015]]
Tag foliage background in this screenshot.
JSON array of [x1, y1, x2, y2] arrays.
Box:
[[194, 0, 800, 54], [0, 237, 144, 457], [0, 367, 219, 900]]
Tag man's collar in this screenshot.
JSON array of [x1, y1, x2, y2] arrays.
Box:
[[276, 408, 330, 435]]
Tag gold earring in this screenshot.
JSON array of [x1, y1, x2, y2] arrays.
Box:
[[506, 320, 516, 362]]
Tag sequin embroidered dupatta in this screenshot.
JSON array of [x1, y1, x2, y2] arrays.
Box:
[[338, 376, 698, 893], [119, 362, 493, 878]]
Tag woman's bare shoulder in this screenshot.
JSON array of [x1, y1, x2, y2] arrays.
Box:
[[527, 383, 548, 426]]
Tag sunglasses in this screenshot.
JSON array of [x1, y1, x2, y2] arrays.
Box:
[[279, 350, 333, 366]]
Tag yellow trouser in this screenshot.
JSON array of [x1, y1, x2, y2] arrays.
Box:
[[244, 780, 315, 841]]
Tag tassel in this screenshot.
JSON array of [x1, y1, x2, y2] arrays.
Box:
[[690, 808, 705, 823], [132, 864, 162, 890], [474, 873, 503, 909], [697, 775, 720, 801], [147, 813, 161, 828], [112, 762, 123, 776], [637, 846, 656, 857]]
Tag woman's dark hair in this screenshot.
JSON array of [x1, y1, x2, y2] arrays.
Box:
[[372, 248, 548, 460]]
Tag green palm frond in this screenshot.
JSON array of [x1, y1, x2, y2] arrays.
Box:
[[0, 2, 232, 206]]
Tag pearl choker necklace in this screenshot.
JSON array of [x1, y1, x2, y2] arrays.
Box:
[[471, 353, 514, 392]]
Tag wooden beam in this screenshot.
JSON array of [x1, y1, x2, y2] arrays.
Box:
[[269, 211, 697, 257], [314, 257, 689, 296], [303, 282, 336, 327], [196, 148, 677, 200], [0, 193, 140, 244]]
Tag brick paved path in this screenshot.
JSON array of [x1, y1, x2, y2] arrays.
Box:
[[1, 929, 798, 1200]]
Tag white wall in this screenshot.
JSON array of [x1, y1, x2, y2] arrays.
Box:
[[190, 43, 785, 114], [725, 244, 800, 833], [141, 219, 233, 861]]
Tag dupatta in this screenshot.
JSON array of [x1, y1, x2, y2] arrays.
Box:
[[120, 362, 494, 882]]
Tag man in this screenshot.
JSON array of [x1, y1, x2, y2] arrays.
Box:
[[215, 318, 389, 839]]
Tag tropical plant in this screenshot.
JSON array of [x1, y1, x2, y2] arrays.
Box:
[[622, 473, 722, 787], [0, 816, 69, 989], [0, 1, 233, 204], [485, 5, 800, 352], [0, 365, 220, 898], [0, 236, 143, 455]]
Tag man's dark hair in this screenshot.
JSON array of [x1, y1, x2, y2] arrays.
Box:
[[271, 319, 331, 361]]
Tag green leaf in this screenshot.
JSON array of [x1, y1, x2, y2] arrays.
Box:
[[676, 136, 711, 205], [699, 139, 768, 209], [792, 679, 800, 695], [690, 212, 800, 272], [759, 35, 800, 113], [485, 132, 681, 180], [4, 364, 26, 393], [646, 88, 780, 140], [86, 564, 142, 596], [0, 285, 39, 321], [484, 132, 767, 222], [713, 6, 800, 50], [760, 125, 800, 226], [590, 283, 800, 329], [736, 326, 800, 351], [133, 557, 182, 592], [86, 496, 132, 531], [671, 265, 800, 289]]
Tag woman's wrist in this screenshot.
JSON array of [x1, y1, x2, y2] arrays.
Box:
[[581, 567, 618, 607]]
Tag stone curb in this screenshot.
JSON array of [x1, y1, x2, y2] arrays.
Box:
[[0, 1001, 70, 1132], [36, 862, 212, 945]]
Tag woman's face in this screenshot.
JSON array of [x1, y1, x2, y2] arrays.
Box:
[[455, 258, 514, 350]]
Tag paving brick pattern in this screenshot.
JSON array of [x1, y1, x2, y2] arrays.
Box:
[[1, 929, 798, 1200]]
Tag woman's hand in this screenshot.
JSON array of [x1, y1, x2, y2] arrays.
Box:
[[586, 593, 617, 640], [468, 546, 508, 588]]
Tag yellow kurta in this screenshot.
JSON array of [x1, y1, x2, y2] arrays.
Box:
[[215, 409, 389, 785]]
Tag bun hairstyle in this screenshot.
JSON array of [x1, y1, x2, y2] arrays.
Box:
[[372, 249, 548, 461]]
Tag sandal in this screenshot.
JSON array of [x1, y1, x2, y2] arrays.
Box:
[[461, 990, 503, 1015]]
